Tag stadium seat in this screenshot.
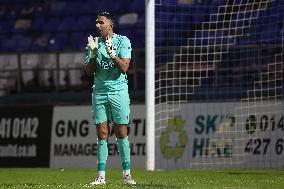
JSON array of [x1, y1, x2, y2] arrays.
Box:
[[111, 0, 132, 14], [69, 32, 88, 50], [42, 17, 61, 32], [129, 0, 145, 14], [72, 16, 93, 31], [156, 29, 166, 46], [132, 29, 144, 48], [13, 18, 32, 33], [31, 16, 46, 30], [19, 5, 35, 18], [47, 33, 68, 51], [163, 0, 177, 6], [80, 0, 96, 14], [48, 1, 66, 16], [156, 12, 175, 28], [15, 35, 32, 51], [190, 3, 210, 24], [1, 36, 15, 52], [34, 4, 47, 17], [30, 34, 50, 51], [0, 19, 14, 33], [93, 0, 109, 14], [57, 16, 77, 32], [118, 13, 138, 25], [136, 13, 145, 29], [1, 35, 32, 52], [64, 2, 82, 15]]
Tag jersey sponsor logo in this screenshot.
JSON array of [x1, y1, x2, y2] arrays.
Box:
[[100, 59, 114, 70]]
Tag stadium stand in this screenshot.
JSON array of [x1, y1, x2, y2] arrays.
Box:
[[0, 0, 283, 104], [0, 0, 146, 103], [155, 0, 284, 102]]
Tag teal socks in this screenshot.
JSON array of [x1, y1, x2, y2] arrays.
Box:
[[97, 139, 108, 171], [117, 137, 131, 170], [97, 138, 131, 171]]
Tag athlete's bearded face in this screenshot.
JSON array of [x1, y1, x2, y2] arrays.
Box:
[[96, 16, 113, 38]]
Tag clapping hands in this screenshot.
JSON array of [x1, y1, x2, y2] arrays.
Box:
[[105, 35, 116, 58]]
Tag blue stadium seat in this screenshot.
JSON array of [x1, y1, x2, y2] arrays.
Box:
[[93, 1, 111, 14], [49, 1, 66, 16], [80, 0, 98, 14], [234, 0, 242, 5], [1, 34, 31, 51], [129, 0, 145, 13], [1, 0, 147, 52], [0, 19, 14, 33], [34, 4, 47, 17], [174, 13, 189, 24], [260, 26, 281, 43], [64, 2, 82, 15], [72, 16, 93, 31], [214, 0, 227, 5], [136, 13, 145, 29], [57, 16, 77, 31], [132, 29, 144, 48], [1, 35, 17, 51], [236, 31, 259, 45], [0, 35, 11, 51], [156, 12, 174, 28], [31, 16, 46, 30], [163, 0, 177, 6], [156, 29, 166, 46], [30, 34, 50, 52], [190, 3, 211, 24], [69, 32, 88, 50], [42, 17, 61, 32], [4, 5, 20, 19], [47, 33, 68, 51], [192, 30, 206, 45], [14, 35, 32, 51], [111, 0, 132, 14]]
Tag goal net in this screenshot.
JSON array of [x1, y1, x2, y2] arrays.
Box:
[[155, 0, 284, 169]]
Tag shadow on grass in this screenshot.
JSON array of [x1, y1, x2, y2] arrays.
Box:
[[103, 183, 182, 189], [0, 183, 82, 188], [227, 172, 269, 175], [134, 183, 181, 188]]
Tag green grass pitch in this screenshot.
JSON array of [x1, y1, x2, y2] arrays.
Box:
[[0, 168, 283, 189]]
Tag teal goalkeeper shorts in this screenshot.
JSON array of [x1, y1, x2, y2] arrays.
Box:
[[92, 89, 130, 125]]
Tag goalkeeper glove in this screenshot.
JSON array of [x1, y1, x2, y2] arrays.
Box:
[[105, 35, 116, 58], [85, 35, 98, 64]]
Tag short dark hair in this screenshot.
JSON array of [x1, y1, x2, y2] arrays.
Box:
[[98, 11, 115, 23]]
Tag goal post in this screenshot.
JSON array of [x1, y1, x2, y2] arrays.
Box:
[[145, 0, 155, 171]]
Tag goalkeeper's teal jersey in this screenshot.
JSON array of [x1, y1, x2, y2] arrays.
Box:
[[93, 33, 132, 92]]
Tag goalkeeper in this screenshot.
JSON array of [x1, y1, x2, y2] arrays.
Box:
[[84, 12, 136, 185]]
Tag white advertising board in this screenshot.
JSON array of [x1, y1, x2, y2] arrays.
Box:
[[155, 101, 284, 169], [50, 105, 146, 168], [50, 101, 284, 169]]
